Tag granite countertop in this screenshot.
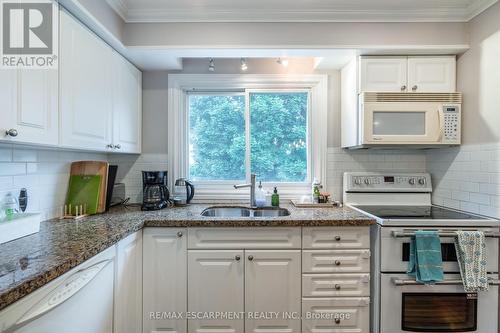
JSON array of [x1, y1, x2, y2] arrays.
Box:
[[0, 203, 374, 311]]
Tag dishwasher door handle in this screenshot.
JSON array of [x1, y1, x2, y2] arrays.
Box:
[[13, 259, 113, 328]]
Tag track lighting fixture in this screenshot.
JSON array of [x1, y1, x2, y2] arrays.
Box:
[[277, 58, 289, 67], [240, 58, 248, 71], [208, 58, 215, 72]]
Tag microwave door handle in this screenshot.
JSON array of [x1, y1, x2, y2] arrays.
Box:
[[437, 107, 444, 141]]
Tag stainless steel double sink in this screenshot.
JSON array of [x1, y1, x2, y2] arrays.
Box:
[[201, 206, 290, 217]]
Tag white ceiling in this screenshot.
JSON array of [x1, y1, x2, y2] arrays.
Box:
[[107, 0, 497, 23]]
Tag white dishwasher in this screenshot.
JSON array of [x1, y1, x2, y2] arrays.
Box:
[[0, 246, 116, 333]]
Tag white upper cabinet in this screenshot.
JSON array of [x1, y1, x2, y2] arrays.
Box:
[[359, 57, 408, 92], [0, 68, 58, 146], [59, 9, 141, 153], [112, 54, 142, 153], [407, 56, 456, 92], [60, 10, 113, 151], [359, 56, 456, 93]]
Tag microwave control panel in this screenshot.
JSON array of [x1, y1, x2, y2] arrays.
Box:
[[443, 105, 460, 143]]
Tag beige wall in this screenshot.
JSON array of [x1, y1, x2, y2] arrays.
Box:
[[123, 22, 468, 48], [427, 2, 500, 218], [458, 2, 500, 145], [141, 58, 339, 152]]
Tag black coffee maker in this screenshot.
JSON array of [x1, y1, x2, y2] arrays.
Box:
[[141, 171, 170, 210]]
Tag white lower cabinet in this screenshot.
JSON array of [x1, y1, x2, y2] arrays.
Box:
[[115, 231, 143, 333], [245, 250, 301, 333], [142, 227, 371, 333], [143, 228, 187, 333], [302, 298, 370, 333], [188, 250, 244, 333]]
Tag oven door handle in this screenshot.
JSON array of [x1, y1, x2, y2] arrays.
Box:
[[391, 230, 500, 238], [392, 277, 500, 286]]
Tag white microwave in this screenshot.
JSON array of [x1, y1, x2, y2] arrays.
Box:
[[345, 92, 462, 148]]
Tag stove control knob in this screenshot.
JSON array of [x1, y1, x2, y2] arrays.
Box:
[[409, 178, 416, 185], [418, 178, 426, 185]]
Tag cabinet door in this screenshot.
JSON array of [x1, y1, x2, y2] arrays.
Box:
[[115, 231, 142, 333], [407, 56, 456, 92], [143, 228, 187, 333], [112, 53, 142, 154], [188, 250, 244, 333], [0, 69, 17, 142], [359, 57, 407, 92], [59, 10, 113, 151], [245, 250, 301, 333], [0, 68, 58, 145]]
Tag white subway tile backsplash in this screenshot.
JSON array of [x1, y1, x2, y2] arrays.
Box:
[[0, 163, 26, 176], [428, 144, 500, 218], [0, 147, 107, 220]]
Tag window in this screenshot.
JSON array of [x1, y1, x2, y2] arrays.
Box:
[[188, 91, 309, 183], [168, 74, 327, 200], [250, 92, 309, 182], [189, 94, 246, 181]]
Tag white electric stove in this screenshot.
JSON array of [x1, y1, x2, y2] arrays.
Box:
[[343, 172, 500, 333]]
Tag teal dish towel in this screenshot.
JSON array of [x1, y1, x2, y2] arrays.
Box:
[[455, 230, 489, 292], [407, 230, 444, 284]]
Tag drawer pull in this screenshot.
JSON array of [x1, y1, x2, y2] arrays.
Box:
[[248, 255, 254, 261], [334, 260, 341, 266], [335, 318, 341, 324], [334, 236, 341, 241], [334, 284, 341, 290], [177, 231, 183, 238], [235, 255, 241, 261]]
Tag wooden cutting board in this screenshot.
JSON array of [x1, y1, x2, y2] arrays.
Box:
[[70, 161, 109, 213]]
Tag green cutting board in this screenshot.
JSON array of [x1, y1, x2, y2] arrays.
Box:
[[66, 175, 101, 215]]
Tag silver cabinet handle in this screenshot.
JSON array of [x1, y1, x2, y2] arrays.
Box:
[[235, 255, 241, 261], [106, 144, 114, 148], [334, 236, 341, 241], [412, 85, 418, 91], [335, 318, 341, 324], [334, 260, 341, 266], [401, 85, 407, 91], [334, 284, 341, 290], [177, 231, 183, 238], [5, 129, 18, 137], [114, 144, 121, 149], [392, 277, 500, 286], [248, 255, 254, 261]]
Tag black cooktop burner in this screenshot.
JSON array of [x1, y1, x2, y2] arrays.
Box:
[[353, 205, 488, 220]]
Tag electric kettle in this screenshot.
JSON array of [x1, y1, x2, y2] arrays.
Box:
[[173, 178, 195, 206]]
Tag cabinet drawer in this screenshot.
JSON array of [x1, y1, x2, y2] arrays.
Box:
[[302, 298, 370, 333], [303, 273, 370, 297], [303, 227, 369, 249], [303, 250, 370, 273], [188, 227, 301, 249]]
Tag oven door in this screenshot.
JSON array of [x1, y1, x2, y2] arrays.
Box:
[[380, 227, 499, 273], [380, 274, 499, 333], [361, 102, 442, 144]]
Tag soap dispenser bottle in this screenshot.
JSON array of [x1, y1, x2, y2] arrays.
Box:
[[255, 181, 266, 207], [271, 187, 280, 207]]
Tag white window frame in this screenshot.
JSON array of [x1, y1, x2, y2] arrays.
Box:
[[168, 74, 328, 202]]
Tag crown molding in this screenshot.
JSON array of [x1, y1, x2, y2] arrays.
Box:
[[107, 0, 498, 23], [106, 0, 128, 21]]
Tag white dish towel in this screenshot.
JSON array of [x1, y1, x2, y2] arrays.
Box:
[[454, 230, 489, 292]]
